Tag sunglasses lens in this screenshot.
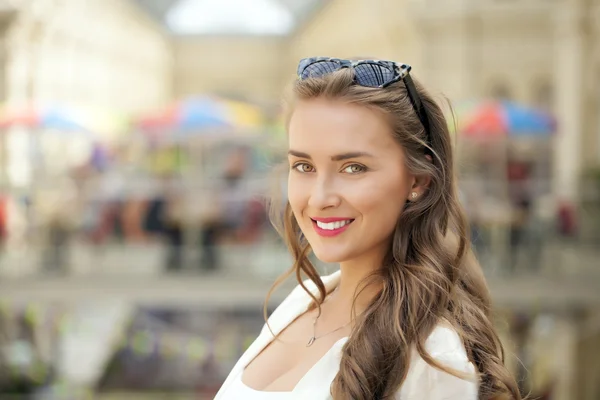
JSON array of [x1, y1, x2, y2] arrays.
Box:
[[300, 61, 341, 80], [354, 63, 396, 87]]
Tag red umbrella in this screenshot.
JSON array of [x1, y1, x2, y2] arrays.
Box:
[[459, 100, 556, 138], [462, 103, 506, 138], [136, 103, 180, 131], [0, 104, 90, 133]]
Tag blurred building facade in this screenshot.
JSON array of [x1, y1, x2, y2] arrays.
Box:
[[0, 0, 172, 113], [3, 0, 597, 196], [173, 37, 286, 106], [8, 0, 588, 199]]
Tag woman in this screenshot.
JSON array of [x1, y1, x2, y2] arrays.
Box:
[[214, 58, 521, 399]]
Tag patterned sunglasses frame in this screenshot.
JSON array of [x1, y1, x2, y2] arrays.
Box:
[[297, 57, 432, 150]]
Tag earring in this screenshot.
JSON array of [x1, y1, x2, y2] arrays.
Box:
[[411, 192, 418, 200]]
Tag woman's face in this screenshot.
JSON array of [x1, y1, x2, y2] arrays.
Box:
[[287, 98, 416, 265]]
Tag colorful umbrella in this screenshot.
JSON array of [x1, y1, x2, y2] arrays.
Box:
[[457, 100, 556, 138], [135, 96, 264, 140], [219, 99, 264, 130], [137, 97, 230, 132], [0, 105, 91, 133]]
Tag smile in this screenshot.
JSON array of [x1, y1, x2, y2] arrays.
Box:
[[311, 218, 354, 237]]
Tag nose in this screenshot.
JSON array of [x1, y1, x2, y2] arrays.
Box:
[[307, 176, 341, 210]]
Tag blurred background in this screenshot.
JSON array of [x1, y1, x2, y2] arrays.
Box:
[[0, 0, 598, 399]]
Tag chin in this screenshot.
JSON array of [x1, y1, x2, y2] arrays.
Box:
[[311, 246, 354, 264]]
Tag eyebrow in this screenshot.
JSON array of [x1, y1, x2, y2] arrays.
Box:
[[287, 150, 374, 161]]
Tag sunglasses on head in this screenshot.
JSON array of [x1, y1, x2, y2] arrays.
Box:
[[297, 57, 432, 149]]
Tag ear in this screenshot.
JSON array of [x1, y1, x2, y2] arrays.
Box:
[[407, 175, 431, 201], [406, 155, 433, 202]]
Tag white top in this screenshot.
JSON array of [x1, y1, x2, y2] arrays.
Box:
[[224, 370, 294, 399], [215, 270, 479, 400]]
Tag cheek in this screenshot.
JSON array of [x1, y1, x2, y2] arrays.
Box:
[[287, 175, 308, 217], [357, 176, 408, 227]]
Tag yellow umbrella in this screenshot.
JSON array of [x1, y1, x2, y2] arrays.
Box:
[[76, 106, 131, 142], [220, 99, 265, 130]]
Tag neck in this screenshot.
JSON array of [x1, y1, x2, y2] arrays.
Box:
[[327, 253, 384, 315]]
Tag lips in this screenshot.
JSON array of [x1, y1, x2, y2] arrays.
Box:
[[310, 217, 355, 237]]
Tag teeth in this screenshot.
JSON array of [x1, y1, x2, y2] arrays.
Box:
[[316, 220, 352, 230]]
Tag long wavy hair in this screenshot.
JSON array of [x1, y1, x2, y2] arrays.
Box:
[[265, 67, 521, 400]]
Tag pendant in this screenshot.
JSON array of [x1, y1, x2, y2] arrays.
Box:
[[306, 336, 315, 347]]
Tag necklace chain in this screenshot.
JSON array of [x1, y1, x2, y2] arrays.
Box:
[[306, 288, 352, 347], [306, 314, 351, 347]]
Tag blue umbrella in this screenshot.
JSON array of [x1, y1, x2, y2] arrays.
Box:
[[177, 97, 231, 133], [460, 100, 556, 138]]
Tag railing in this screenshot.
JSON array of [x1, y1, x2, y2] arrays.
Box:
[[0, 234, 598, 283], [0, 176, 598, 282]]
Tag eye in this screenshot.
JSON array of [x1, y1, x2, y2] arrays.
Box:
[[342, 164, 367, 174], [293, 162, 315, 173]]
